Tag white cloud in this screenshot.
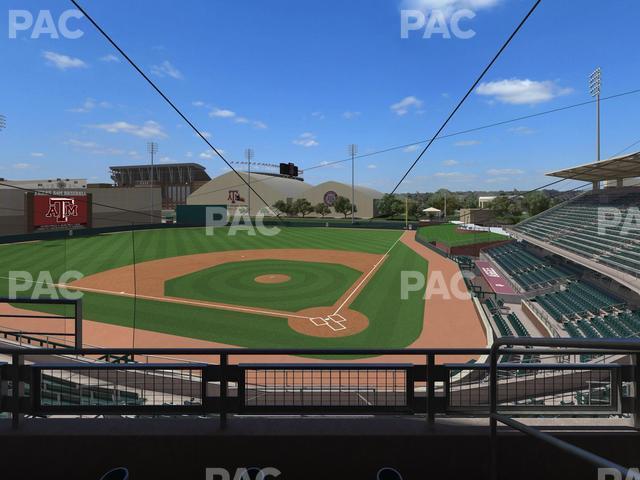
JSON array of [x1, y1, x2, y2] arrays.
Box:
[[192, 100, 206, 107], [234, 117, 249, 124], [391, 96, 424, 116], [508, 125, 535, 135], [91, 120, 167, 139], [30, 152, 45, 157], [402, 0, 500, 19], [210, 108, 236, 118], [343, 111, 361, 120], [476, 79, 572, 105], [485, 177, 509, 184], [367, 164, 377, 169], [200, 149, 224, 159], [454, 139, 480, 147], [150, 60, 183, 80], [293, 132, 319, 148], [487, 168, 524, 175], [442, 159, 459, 166], [311, 112, 325, 120], [69, 98, 111, 113], [253, 121, 268, 130], [403, 144, 421, 153], [43, 51, 87, 70], [13, 163, 31, 169], [195, 131, 212, 139], [432, 171, 477, 181], [100, 54, 120, 63]]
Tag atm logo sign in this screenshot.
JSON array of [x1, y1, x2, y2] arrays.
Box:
[[45, 197, 78, 223]]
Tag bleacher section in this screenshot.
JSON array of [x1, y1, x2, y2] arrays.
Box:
[[485, 242, 572, 291], [530, 279, 640, 340], [485, 299, 530, 338], [533, 281, 624, 322], [512, 188, 640, 276]]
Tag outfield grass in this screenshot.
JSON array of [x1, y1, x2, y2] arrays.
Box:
[[165, 259, 362, 311], [416, 224, 507, 247], [0, 227, 428, 349]]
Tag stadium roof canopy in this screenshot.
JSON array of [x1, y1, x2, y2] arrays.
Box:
[[546, 151, 640, 181]]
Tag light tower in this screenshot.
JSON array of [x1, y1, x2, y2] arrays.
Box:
[[147, 142, 158, 223], [348, 144, 357, 224], [589, 67, 602, 162], [0, 114, 6, 131], [245, 148, 254, 217]]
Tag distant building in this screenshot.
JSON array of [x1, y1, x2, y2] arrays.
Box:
[[0, 178, 87, 190], [478, 196, 496, 208], [110, 163, 210, 209], [459, 208, 496, 225], [186, 172, 383, 218]]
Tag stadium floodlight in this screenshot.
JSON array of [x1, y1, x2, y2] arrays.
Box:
[[0, 114, 6, 131], [245, 148, 254, 216], [348, 144, 358, 224], [589, 67, 601, 162], [147, 142, 158, 222]]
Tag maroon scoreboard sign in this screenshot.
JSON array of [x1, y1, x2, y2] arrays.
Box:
[[27, 192, 92, 231]]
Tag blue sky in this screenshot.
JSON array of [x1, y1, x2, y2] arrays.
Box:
[[1, 0, 639, 193]]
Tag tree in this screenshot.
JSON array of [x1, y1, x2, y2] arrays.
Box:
[[428, 189, 461, 217], [272, 200, 289, 216], [293, 198, 314, 217], [488, 195, 512, 217], [314, 203, 331, 217], [407, 200, 421, 219], [334, 196, 355, 219], [462, 193, 478, 209], [524, 191, 551, 216], [377, 194, 403, 217]]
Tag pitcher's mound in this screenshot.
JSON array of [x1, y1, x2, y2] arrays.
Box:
[[254, 274, 291, 284], [288, 307, 369, 338]]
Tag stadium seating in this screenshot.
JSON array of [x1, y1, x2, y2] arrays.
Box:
[[533, 281, 624, 321], [485, 242, 572, 291], [512, 188, 640, 276]]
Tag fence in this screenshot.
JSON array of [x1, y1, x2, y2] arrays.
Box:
[[0, 343, 636, 428]]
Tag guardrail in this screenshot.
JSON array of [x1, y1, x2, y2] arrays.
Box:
[[489, 337, 640, 480], [0, 297, 82, 348], [0, 343, 637, 431]]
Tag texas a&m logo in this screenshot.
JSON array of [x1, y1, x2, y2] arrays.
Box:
[[228, 190, 245, 204], [45, 197, 78, 223]]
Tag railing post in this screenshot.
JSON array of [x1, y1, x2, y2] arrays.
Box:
[[74, 298, 83, 349], [220, 353, 228, 430], [634, 353, 640, 430], [490, 345, 499, 480], [11, 353, 24, 430], [427, 354, 435, 423]]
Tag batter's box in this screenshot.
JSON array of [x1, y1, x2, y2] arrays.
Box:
[[325, 314, 347, 331], [310, 317, 328, 327]]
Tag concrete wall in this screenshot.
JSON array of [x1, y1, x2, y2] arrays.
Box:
[[0, 190, 26, 236], [89, 187, 162, 227]]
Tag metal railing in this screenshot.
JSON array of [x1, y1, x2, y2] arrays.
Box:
[[0, 343, 636, 425], [489, 337, 640, 480], [0, 297, 82, 349]]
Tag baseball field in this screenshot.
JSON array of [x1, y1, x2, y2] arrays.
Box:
[[0, 226, 488, 354]]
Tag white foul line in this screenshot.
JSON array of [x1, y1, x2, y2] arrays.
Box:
[[332, 234, 403, 316], [53, 283, 312, 320]]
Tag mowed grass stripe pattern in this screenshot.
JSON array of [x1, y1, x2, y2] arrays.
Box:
[[0, 228, 428, 350], [417, 224, 507, 247], [165, 259, 362, 312], [0, 227, 401, 284]]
